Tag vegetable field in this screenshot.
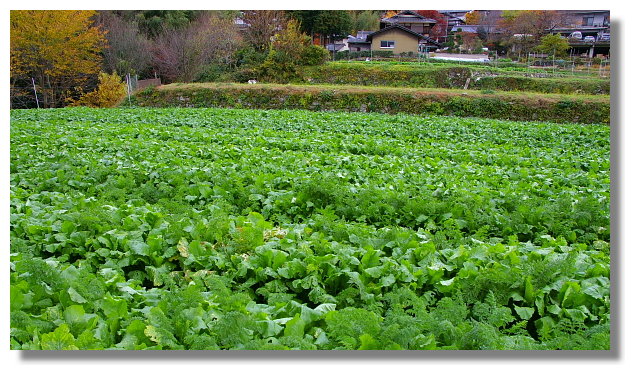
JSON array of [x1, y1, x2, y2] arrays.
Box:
[[10, 107, 610, 350]]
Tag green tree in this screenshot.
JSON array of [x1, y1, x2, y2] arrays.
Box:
[[536, 34, 570, 58], [314, 10, 352, 45], [288, 10, 352, 46], [349, 10, 380, 33], [286, 10, 322, 37], [258, 19, 327, 82], [132, 10, 202, 38]]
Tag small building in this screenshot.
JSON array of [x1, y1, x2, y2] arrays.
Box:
[[438, 10, 471, 21], [552, 10, 610, 58], [326, 43, 348, 53], [567, 10, 610, 28], [347, 31, 372, 52], [439, 10, 470, 39]]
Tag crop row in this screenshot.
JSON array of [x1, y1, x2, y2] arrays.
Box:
[[10, 107, 610, 349]]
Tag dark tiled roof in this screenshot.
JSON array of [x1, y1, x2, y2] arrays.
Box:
[[569, 10, 609, 14], [381, 10, 437, 24], [326, 43, 346, 51], [451, 25, 500, 33], [347, 30, 374, 43], [438, 10, 471, 16], [382, 16, 438, 24], [423, 38, 442, 47], [348, 37, 371, 43]]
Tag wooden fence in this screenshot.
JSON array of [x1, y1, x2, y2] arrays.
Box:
[[135, 78, 162, 91]]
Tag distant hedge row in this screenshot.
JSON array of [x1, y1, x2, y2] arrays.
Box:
[[133, 84, 609, 124], [472, 75, 610, 95], [303, 64, 610, 95], [305, 65, 473, 89]]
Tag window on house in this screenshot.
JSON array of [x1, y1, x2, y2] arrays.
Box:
[[582, 16, 594, 26], [380, 40, 395, 48]]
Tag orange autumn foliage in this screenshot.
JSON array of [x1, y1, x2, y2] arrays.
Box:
[[70, 72, 127, 108], [10, 10, 106, 107]]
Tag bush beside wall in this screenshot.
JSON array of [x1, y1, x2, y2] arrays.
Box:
[[133, 84, 609, 124]]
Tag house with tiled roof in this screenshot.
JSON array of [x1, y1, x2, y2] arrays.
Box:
[[347, 11, 441, 54], [380, 10, 438, 37], [367, 24, 441, 54]]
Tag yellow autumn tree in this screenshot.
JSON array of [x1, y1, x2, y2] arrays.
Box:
[[465, 11, 483, 25], [384, 10, 399, 19], [10, 10, 106, 108], [70, 72, 127, 108]]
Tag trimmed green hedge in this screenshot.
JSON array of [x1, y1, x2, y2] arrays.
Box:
[[334, 50, 395, 60], [305, 64, 473, 89], [303, 63, 610, 95], [132, 84, 609, 124], [472, 75, 610, 95]]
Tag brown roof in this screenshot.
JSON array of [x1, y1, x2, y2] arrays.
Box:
[[381, 10, 437, 25]]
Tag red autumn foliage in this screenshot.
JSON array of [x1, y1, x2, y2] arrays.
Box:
[[415, 10, 448, 39]]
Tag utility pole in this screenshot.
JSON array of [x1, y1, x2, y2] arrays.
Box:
[[125, 73, 132, 105], [332, 34, 336, 62], [31, 77, 40, 109]]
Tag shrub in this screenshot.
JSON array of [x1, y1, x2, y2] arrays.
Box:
[[70, 72, 126, 108], [258, 49, 303, 83], [231, 67, 260, 83], [234, 46, 269, 67], [196, 64, 230, 82], [257, 19, 313, 83], [301, 45, 329, 66]]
